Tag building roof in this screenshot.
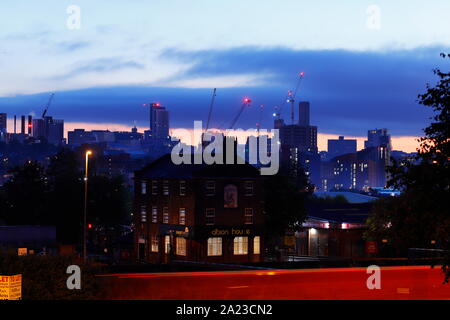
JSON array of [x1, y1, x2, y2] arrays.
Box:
[[306, 202, 373, 224], [136, 153, 261, 179], [314, 191, 377, 203]]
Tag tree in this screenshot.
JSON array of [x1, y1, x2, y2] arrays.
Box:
[[1, 161, 50, 225], [365, 53, 450, 276], [263, 172, 310, 252], [46, 149, 84, 244], [0, 148, 131, 252]]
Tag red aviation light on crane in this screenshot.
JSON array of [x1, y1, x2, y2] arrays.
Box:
[[150, 102, 161, 108], [300, 72, 305, 76], [243, 97, 252, 104]]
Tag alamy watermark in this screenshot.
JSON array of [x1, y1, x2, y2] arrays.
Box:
[[170, 121, 280, 176], [66, 265, 81, 290]]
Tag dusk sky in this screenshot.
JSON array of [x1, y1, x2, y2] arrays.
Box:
[[1, 0, 449, 152]]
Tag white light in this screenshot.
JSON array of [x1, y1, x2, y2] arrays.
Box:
[[310, 228, 317, 235], [341, 223, 349, 229]]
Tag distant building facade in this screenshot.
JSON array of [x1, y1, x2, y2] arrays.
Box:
[[33, 116, 64, 145], [278, 101, 321, 187], [327, 136, 357, 160]]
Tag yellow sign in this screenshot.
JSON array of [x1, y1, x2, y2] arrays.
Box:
[[0, 274, 22, 300], [211, 228, 251, 236], [284, 236, 296, 247]]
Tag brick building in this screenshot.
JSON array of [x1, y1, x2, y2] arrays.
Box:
[[134, 154, 266, 264]]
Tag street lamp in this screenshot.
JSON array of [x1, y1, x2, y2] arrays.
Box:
[[83, 150, 92, 262]]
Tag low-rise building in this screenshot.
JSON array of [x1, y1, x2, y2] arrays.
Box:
[[134, 154, 266, 264]]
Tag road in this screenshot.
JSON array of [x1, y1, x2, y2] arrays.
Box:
[[97, 266, 450, 300]]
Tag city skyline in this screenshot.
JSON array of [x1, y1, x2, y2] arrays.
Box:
[[0, 1, 449, 153]]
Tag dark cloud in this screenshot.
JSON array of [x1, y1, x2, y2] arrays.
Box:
[[1, 46, 448, 139], [55, 41, 91, 52], [50, 57, 145, 80]]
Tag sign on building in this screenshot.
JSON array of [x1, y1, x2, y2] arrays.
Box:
[[224, 184, 238, 208], [0, 274, 22, 300], [365, 241, 378, 254]]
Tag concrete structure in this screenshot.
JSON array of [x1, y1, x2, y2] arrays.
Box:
[[327, 136, 357, 160]]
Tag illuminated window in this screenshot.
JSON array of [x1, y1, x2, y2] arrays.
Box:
[[141, 181, 147, 195], [176, 237, 186, 256], [244, 208, 253, 224], [163, 180, 169, 195], [244, 181, 254, 196], [207, 237, 222, 256], [151, 206, 158, 223], [164, 235, 170, 254], [163, 207, 169, 224], [179, 208, 186, 225], [151, 235, 158, 252], [205, 181, 215, 196], [233, 236, 248, 255], [179, 180, 186, 196], [140, 205, 147, 223], [253, 236, 260, 254], [205, 208, 215, 225], [151, 180, 158, 195]]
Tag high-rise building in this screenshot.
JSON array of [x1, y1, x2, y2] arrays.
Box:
[[47, 119, 64, 145], [328, 136, 357, 160], [33, 116, 64, 145], [365, 128, 391, 150], [278, 101, 320, 187], [0, 113, 6, 142], [149, 103, 169, 140], [21, 115, 26, 134], [298, 102, 310, 126], [27, 115, 32, 135]]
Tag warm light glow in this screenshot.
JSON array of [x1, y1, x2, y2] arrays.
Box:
[[86, 150, 92, 156], [341, 223, 349, 229], [310, 228, 317, 235]]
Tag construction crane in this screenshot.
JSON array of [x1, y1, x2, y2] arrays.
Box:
[[228, 97, 252, 129], [287, 71, 305, 124], [205, 88, 217, 133], [274, 72, 305, 124], [256, 104, 264, 136], [41, 93, 55, 118]]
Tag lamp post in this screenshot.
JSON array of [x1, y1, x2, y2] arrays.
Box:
[[83, 150, 92, 262]]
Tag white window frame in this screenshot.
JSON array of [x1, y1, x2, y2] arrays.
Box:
[[163, 180, 169, 196], [163, 206, 169, 224], [179, 208, 186, 225], [164, 235, 170, 254], [205, 180, 215, 196], [151, 235, 159, 252], [244, 208, 253, 225], [179, 180, 187, 196], [151, 206, 158, 223], [140, 205, 147, 223], [205, 208, 215, 225], [207, 237, 222, 256], [244, 181, 254, 196], [233, 236, 248, 255], [253, 236, 261, 255], [141, 180, 147, 195], [151, 180, 158, 195], [176, 237, 187, 256]]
